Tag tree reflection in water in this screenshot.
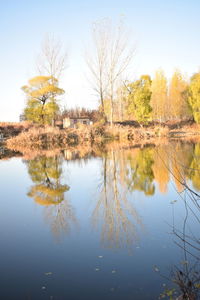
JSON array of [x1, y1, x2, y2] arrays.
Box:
[[25, 155, 77, 241], [153, 142, 200, 299], [92, 148, 148, 251], [158, 186, 200, 299], [126, 147, 155, 195]]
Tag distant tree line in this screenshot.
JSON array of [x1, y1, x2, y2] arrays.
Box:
[[85, 19, 200, 126], [21, 69, 200, 126], [101, 69, 200, 125]]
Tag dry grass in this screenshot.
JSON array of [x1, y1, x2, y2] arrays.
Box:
[[0, 121, 33, 139], [6, 125, 98, 150], [0, 121, 31, 128], [5, 122, 200, 152], [105, 124, 169, 141]]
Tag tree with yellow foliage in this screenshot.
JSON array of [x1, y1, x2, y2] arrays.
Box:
[[126, 75, 152, 125], [151, 70, 168, 122], [22, 76, 64, 125], [168, 70, 191, 120], [188, 72, 200, 123]]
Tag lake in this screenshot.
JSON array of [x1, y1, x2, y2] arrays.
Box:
[[0, 140, 200, 299]]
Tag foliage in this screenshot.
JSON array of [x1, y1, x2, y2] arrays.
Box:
[[188, 73, 200, 123], [151, 70, 168, 122], [22, 76, 64, 125], [168, 70, 191, 120], [126, 148, 155, 195], [126, 75, 152, 125]]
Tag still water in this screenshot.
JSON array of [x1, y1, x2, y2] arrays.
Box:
[[0, 141, 200, 299]]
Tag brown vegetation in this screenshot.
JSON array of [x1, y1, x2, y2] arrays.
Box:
[[0, 121, 32, 139], [5, 121, 200, 152], [5, 123, 168, 150]]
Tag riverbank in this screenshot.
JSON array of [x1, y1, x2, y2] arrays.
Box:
[[1, 136, 198, 162], [4, 122, 200, 152]]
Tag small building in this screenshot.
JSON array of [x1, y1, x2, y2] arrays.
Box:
[[63, 117, 93, 128]]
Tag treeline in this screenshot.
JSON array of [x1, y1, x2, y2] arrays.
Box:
[[61, 107, 101, 122], [102, 70, 200, 125]]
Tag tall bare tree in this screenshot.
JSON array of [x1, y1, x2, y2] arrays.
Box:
[[86, 18, 135, 125], [37, 34, 68, 80], [85, 19, 109, 120], [106, 20, 135, 126]]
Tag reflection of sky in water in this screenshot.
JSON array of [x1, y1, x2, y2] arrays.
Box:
[[0, 144, 199, 299]]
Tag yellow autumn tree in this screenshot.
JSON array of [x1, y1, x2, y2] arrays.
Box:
[[151, 70, 168, 122], [22, 76, 64, 125], [168, 70, 191, 120], [188, 73, 200, 123]]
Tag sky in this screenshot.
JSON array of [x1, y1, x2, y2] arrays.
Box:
[[1, 0, 200, 121]]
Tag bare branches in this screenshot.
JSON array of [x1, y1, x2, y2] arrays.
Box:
[[37, 34, 68, 80], [85, 19, 110, 119], [105, 20, 135, 125], [86, 18, 135, 124]]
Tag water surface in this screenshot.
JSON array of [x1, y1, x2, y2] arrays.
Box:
[[0, 141, 200, 299]]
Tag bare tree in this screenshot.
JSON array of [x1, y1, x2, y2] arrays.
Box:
[[107, 20, 135, 126], [85, 19, 109, 121], [37, 34, 68, 80], [86, 18, 135, 125]]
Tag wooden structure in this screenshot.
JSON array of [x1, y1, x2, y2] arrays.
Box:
[[63, 117, 93, 128]]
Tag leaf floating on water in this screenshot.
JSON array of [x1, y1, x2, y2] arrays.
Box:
[[180, 260, 188, 265], [195, 283, 200, 289], [170, 200, 177, 204], [44, 272, 52, 276], [153, 265, 159, 272]]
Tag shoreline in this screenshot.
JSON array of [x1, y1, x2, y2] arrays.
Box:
[[3, 122, 200, 150], [0, 131, 200, 161]]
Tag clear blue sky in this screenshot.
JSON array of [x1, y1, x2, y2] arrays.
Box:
[[1, 0, 200, 121]]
